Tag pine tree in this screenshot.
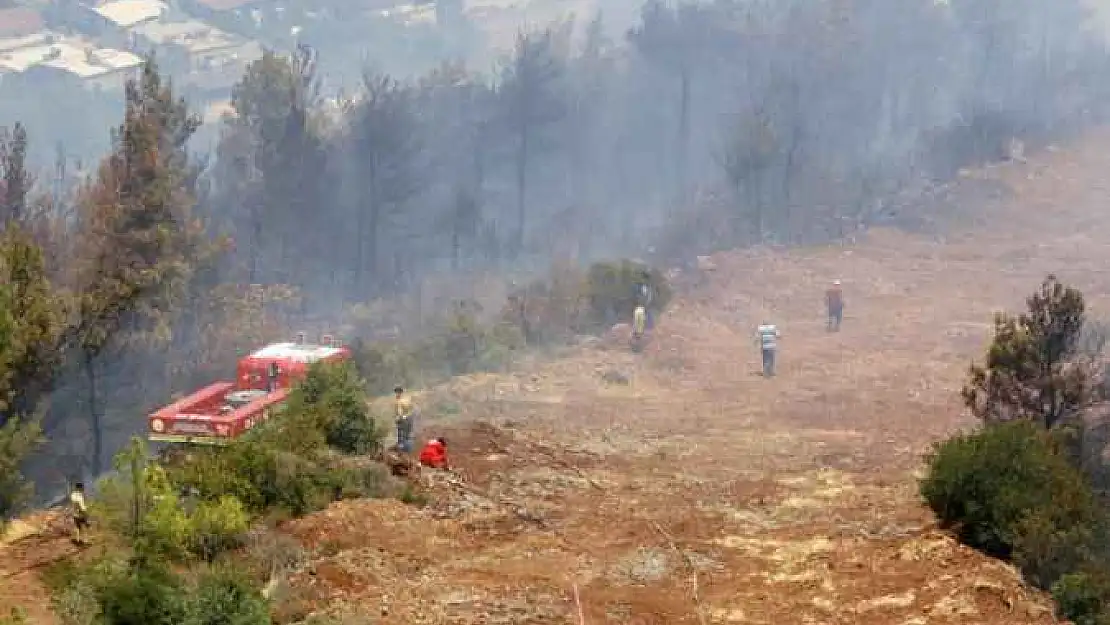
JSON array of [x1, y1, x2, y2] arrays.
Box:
[[962, 275, 1094, 429], [0, 225, 59, 522], [0, 122, 31, 224], [70, 59, 204, 475], [0, 226, 64, 422]]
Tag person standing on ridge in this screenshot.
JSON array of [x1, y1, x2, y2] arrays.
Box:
[[756, 321, 781, 377], [633, 304, 647, 339], [69, 482, 90, 546], [826, 280, 844, 332], [639, 281, 655, 329], [394, 386, 415, 453], [632, 304, 647, 352]]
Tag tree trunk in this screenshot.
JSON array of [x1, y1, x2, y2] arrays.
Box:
[[514, 126, 530, 258], [781, 106, 803, 233], [750, 171, 764, 242], [354, 197, 366, 297], [355, 163, 379, 296], [130, 448, 143, 539], [367, 169, 380, 292], [473, 130, 486, 191], [676, 69, 691, 206], [84, 351, 102, 477], [451, 218, 461, 271], [246, 160, 265, 282], [248, 206, 262, 284]]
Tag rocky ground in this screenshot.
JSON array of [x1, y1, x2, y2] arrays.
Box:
[[8, 131, 1110, 623]]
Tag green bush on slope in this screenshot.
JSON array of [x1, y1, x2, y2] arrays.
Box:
[[921, 420, 1098, 559], [921, 420, 1110, 623]]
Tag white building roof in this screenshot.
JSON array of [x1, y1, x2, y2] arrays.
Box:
[[131, 19, 241, 53], [0, 44, 59, 72], [249, 342, 344, 363], [93, 0, 168, 28], [378, 3, 436, 25], [88, 47, 145, 70], [0, 33, 50, 53], [0, 38, 142, 78]]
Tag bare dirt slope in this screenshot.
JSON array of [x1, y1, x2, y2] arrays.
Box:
[[6, 132, 1110, 624], [284, 136, 1110, 624]]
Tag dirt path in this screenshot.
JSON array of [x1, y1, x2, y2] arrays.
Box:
[[0, 512, 75, 625]]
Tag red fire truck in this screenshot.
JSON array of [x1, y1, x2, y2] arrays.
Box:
[[148, 334, 351, 445]]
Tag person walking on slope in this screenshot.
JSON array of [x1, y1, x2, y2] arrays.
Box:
[[756, 321, 781, 377], [638, 282, 655, 329], [826, 280, 844, 332], [632, 304, 647, 340], [394, 386, 415, 453], [631, 304, 648, 352], [69, 482, 90, 546]]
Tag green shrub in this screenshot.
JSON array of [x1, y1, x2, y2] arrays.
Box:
[[328, 463, 390, 500], [920, 420, 1097, 558], [503, 260, 671, 342], [139, 465, 194, 560], [165, 446, 263, 512], [0, 608, 28, 625], [238, 448, 332, 516], [52, 556, 271, 625], [183, 565, 271, 625], [51, 579, 99, 625], [283, 362, 381, 455], [1053, 572, 1110, 625], [503, 265, 589, 344], [189, 496, 250, 562], [166, 446, 261, 514], [94, 447, 194, 560], [0, 418, 42, 524], [169, 441, 339, 518], [583, 260, 671, 330], [95, 560, 189, 625], [1012, 507, 1102, 588]]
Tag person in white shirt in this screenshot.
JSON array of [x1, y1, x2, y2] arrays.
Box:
[[756, 322, 781, 377], [69, 482, 90, 546]]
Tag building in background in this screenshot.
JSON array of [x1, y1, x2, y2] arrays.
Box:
[[82, 0, 168, 45], [0, 34, 143, 92], [128, 18, 261, 98]]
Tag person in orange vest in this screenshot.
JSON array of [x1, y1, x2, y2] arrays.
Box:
[[418, 437, 449, 469]]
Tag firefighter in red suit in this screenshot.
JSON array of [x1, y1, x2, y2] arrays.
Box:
[[419, 437, 449, 469]]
